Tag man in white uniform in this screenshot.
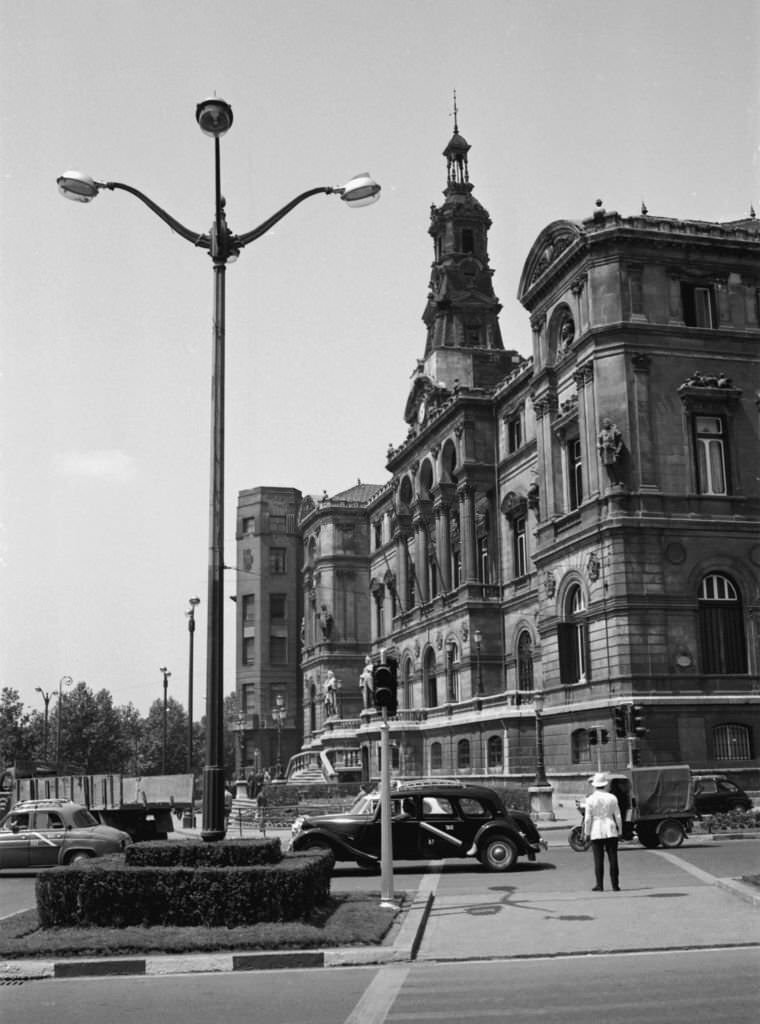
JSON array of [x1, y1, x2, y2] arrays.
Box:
[[582, 771, 623, 891]]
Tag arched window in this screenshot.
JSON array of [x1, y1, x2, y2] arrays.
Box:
[[559, 584, 588, 685], [487, 734, 503, 769], [517, 630, 534, 693], [571, 728, 591, 764], [430, 741, 442, 771], [446, 641, 460, 702], [424, 647, 438, 708], [713, 723, 752, 761], [457, 739, 471, 770], [402, 657, 414, 711], [699, 574, 747, 674]]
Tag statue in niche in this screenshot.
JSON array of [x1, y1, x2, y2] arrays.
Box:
[[602, 415, 626, 479], [559, 315, 575, 349], [319, 604, 333, 639], [359, 656, 374, 709], [323, 671, 338, 717]]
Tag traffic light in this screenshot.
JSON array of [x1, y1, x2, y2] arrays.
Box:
[[588, 727, 598, 746], [373, 659, 398, 717], [614, 705, 628, 738], [631, 705, 647, 737], [631, 748, 641, 766], [599, 728, 609, 745]]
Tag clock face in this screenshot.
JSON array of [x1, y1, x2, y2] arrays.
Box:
[[417, 398, 427, 424]]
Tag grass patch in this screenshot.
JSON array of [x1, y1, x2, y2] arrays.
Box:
[[0, 893, 404, 959]]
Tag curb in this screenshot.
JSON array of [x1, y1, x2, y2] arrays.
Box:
[[0, 887, 434, 982]]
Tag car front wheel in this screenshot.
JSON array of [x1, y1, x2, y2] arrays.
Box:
[[65, 851, 93, 865], [479, 836, 518, 871]]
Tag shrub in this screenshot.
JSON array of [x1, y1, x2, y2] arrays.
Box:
[[126, 837, 282, 868], [36, 848, 334, 929]]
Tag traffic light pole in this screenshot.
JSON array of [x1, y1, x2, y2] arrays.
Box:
[[379, 708, 395, 907]]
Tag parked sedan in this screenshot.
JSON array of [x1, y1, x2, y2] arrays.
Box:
[[290, 781, 546, 871], [0, 798, 132, 870], [692, 775, 753, 816]]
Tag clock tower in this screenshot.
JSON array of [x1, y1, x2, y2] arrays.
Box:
[[405, 108, 520, 427]]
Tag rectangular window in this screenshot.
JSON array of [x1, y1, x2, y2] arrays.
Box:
[[694, 415, 728, 495], [242, 516, 255, 534], [269, 548, 287, 574], [507, 414, 523, 453], [270, 594, 286, 621], [242, 636, 255, 666], [242, 594, 255, 623], [270, 635, 287, 665], [568, 438, 583, 510], [558, 622, 588, 685], [269, 514, 286, 532], [513, 516, 527, 578], [681, 282, 716, 328], [373, 520, 383, 549]]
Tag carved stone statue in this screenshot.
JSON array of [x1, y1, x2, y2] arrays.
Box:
[[323, 670, 338, 717], [598, 418, 623, 465], [359, 656, 374, 709]]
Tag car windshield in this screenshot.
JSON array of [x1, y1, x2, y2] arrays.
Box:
[[71, 808, 99, 828], [348, 791, 379, 816]]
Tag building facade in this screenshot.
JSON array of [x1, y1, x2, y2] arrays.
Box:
[[237, 124, 760, 795], [234, 486, 303, 776]]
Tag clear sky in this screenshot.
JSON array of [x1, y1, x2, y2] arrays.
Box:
[[1, 0, 758, 720]]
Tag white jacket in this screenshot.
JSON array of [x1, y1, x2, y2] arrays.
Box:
[[583, 789, 622, 839]]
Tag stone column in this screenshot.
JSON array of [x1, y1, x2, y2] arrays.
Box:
[[458, 484, 477, 582], [413, 510, 429, 604]]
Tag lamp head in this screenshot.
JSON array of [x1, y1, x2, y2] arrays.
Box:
[[35, 686, 43, 694], [338, 172, 381, 208], [189, 596, 201, 607], [196, 97, 233, 138], [57, 171, 101, 202], [474, 629, 482, 646]]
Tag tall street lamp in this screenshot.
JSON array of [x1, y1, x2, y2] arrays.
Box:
[[55, 675, 73, 773], [58, 98, 380, 841], [473, 629, 484, 696], [160, 667, 171, 773], [186, 597, 200, 774], [271, 695, 286, 776], [35, 688, 56, 763], [533, 690, 549, 787]]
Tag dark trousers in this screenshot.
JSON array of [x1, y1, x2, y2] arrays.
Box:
[[591, 837, 619, 889]]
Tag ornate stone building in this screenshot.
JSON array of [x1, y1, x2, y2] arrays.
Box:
[[239, 122, 760, 794]]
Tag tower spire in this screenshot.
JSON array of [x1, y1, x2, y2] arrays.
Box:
[[452, 89, 459, 134]]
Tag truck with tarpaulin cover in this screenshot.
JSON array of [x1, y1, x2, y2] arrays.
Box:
[[569, 765, 696, 850], [0, 763, 193, 841]]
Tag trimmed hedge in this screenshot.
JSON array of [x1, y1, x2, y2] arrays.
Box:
[[126, 837, 282, 867], [36, 848, 335, 929]]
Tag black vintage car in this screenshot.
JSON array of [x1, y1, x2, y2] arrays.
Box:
[[289, 781, 546, 871]]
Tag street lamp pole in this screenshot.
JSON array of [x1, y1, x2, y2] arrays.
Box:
[[272, 695, 286, 776], [533, 690, 549, 787], [57, 98, 380, 841], [186, 597, 200, 774], [160, 667, 171, 773], [55, 675, 73, 774], [34, 688, 56, 763]]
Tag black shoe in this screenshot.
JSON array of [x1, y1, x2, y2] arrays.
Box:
[[592, 886, 603, 892], [613, 885, 621, 891]]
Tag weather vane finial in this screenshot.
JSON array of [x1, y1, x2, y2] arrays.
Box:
[[451, 89, 459, 134]]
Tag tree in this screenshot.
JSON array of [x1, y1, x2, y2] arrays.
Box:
[[0, 688, 33, 765], [52, 681, 129, 771], [141, 697, 189, 775]]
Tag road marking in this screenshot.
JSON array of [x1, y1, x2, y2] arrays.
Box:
[[342, 964, 410, 1024], [653, 849, 724, 884]]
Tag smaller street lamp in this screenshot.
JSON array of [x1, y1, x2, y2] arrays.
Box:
[[56, 675, 73, 773], [473, 629, 484, 695], [186, 597, 200, 773], [533, 690, 549, 788], [271, 695, 287, 777], [160, 667, 171, 773], [35, 688, 56, 763]]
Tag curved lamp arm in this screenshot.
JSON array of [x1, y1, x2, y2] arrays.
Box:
[[234, 186, 334, 248], [103, 182, 211, 249]]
